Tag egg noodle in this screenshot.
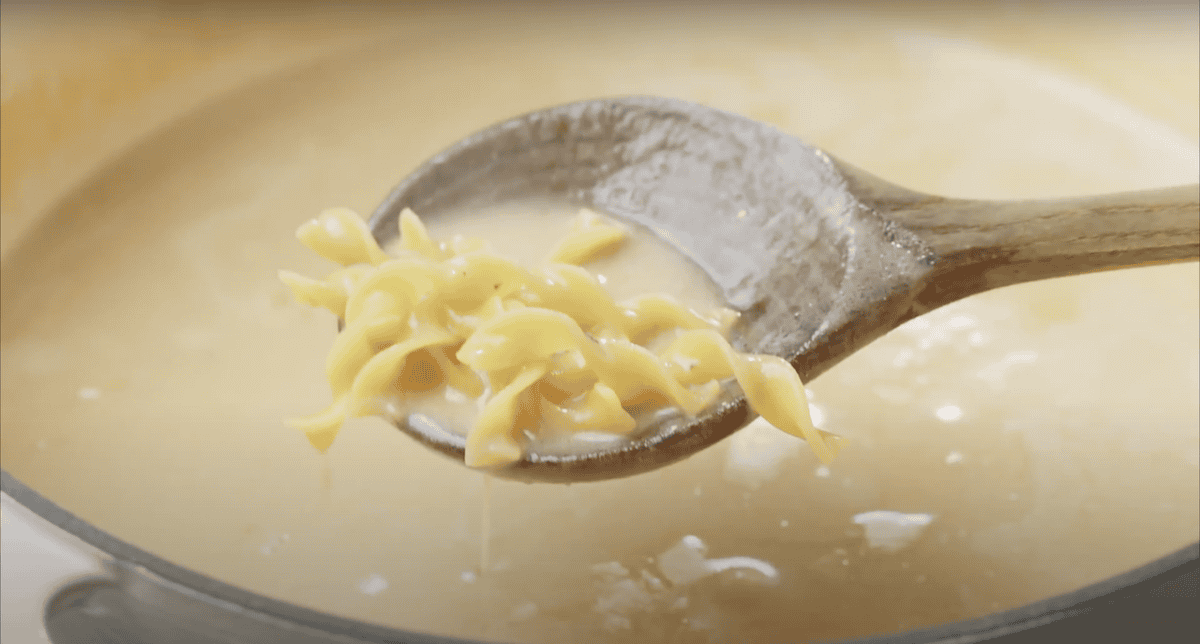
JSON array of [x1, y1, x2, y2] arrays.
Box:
[[280, 207, 843, 468]]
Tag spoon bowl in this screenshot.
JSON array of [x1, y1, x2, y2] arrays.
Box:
[[369, 96, 1199, 482]]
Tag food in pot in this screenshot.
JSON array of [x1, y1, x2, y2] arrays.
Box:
[[2, 8, 1195, 643], [280, 206, 839, 467]]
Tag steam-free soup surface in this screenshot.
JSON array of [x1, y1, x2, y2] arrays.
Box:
[[2, 12, 1198, 644]]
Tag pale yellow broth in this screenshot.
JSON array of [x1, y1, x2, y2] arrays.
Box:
[[2, 8, 1198, 644]]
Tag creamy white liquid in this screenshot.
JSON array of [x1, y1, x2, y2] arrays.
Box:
[[2, 11, 1198, 644]]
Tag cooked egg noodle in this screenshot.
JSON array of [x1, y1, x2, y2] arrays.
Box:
[[280, 207, 842, 468]]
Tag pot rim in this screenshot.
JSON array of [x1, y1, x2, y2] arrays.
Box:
[[3, 469, 1196, 643]]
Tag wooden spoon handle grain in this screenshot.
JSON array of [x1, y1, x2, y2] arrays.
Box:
[[866, 183, 1199, 310]]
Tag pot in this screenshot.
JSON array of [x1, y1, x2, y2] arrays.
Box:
[[2, 3, 1197, 643]]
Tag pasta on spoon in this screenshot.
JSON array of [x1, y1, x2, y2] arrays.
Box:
[[279, 206, 843, 470]]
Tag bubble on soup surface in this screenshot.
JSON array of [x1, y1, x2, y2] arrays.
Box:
[[852, 511, 937, 553]]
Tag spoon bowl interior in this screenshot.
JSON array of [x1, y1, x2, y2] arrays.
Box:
[[369, 96, 933, 482]]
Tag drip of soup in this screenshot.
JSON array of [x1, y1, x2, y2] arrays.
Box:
[[2, 8, 1197, 644]]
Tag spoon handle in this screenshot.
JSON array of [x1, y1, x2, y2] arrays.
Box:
[[862, 181, 1199, 309]]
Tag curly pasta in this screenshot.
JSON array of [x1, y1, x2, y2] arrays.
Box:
[[281, 206, 843, 468]]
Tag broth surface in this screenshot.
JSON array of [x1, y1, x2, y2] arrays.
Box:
[[2, 10, 1198, 644]]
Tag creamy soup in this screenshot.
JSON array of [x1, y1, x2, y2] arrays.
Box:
[[402, 204, 749, 462], [282, 202, 832, 467], [420, 203, 741, 461], [2, 8, 1198, 644]]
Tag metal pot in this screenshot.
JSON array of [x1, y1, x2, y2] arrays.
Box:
[[2, 3, 1196, 643]]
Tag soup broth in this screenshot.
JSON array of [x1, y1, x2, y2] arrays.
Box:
[[2, 8, 1197, 644]]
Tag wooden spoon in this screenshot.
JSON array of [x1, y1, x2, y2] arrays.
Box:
[[368, 96, 1199, 483]]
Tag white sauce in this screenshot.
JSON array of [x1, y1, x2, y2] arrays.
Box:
[[2, 9, 1197, 643]]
